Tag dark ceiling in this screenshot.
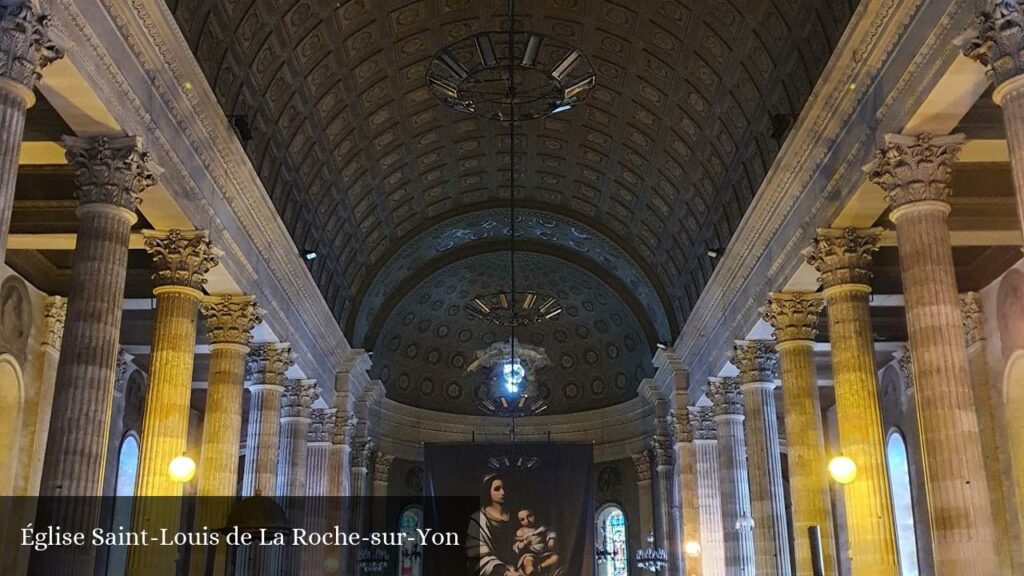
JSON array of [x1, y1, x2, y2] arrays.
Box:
[[164, 0, 861, 339]]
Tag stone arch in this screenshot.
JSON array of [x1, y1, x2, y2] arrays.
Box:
[[0, 276, 31, 364], [996, 268, 1024, 361], [0, 353, 25, 495]]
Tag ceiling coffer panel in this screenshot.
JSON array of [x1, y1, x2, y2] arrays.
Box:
[[165, 0, 860, 328]]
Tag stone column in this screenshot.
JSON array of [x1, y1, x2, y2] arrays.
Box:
[[189, 295, 261, 576], [762, 293, 837, 576], [730, 341, 791, 576], [0, 3, 61, 260], [691, 408, 725, 576], [302, 408, 335, 575], [196, 295, 261, 498], [241, 343, 294, 497], [805, 227, 899, 576], [653, 417, 684, 576], [128, 229, 219, 576], [324, 414, 354, 575], [677, 411, 703, 576], [33, 137, 155, 575], [277, 379, 319, 497], [962, 2, 1024, 238], [867, 134, 998, 574], [25, 296, 64, 494], [633, 449, 656, 542], [706, 378, 755, 576], [961, 292, 1019, 571]]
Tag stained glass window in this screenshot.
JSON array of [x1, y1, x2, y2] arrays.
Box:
[[397, 505, 423, 576], [107, 434, 139, 576], [597, 506, 628, 576], [886, 430, 920, 576]]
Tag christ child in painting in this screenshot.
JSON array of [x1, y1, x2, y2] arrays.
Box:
[[514, 508, 561, 576]]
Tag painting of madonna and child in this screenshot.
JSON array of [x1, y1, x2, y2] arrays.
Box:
[[423, 443, 594, 576]]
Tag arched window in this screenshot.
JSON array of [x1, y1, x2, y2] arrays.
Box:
[[397, 505, 423, 576], [886, 430, 919, 576], [107, 433, 139, 576], [596, 505, 628, 576]]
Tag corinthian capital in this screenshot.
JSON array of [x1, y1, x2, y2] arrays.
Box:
[[675, 409, 694, 442], [247, 342, 294, 389], [374, 452, 394, 483], [960, 292, 986, 348], [805, 227, 882, 289], [281, 379, 319, 420], [865, 133, 964, 210], [0, 2, 62, 98], [893, 346, 914, 391], [200, 295, 263, 346], [959, 1, 1024, 91], [332, 414, 357, 446], [308, 408, 337, 444], [689, 407, 717, 440], [730, 341, 778, 386], [762, 292, 824, 343], [41, 295, 65, 350], [631, 450, 652, 482], [706, 377, 744, 418], [64, 136, 157, 212], [144, 229, 221, 291]]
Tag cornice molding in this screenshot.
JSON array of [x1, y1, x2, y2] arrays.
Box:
[[670, 0, 974, 390]]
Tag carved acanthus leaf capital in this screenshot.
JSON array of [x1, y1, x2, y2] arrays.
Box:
[[730, 340, 778, 385], [631, 450, 652, 482], [960, 292, 986, 347], [144, 229, 221, 291], [865, 133, 964, 210], [805, 227, 882, 289], [42, 295, 65, 349], [0, 2, 62, 93], [332, 414, 357, 446], [63, 136, 157, 212], [247, 343, 294, 389], [308, 408, 337, 444], [688, 407, 717, 441], [116, 349, 134, 389], [762, 292, 824, 343], [352, 439, 375, 468], [893, 346, 914, 391], [200, 295, 263, 346], [374, 451, 394, 482], [959, 1, 1024, 89], [281, 379, 319, 419], [706, 377, 744, 417], [675, 409, 694, 442]]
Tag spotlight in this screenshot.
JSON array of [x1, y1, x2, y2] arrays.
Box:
[[707, 249, 720, 259], [301, 250, 318, 262], [656, 342, 670, 351]]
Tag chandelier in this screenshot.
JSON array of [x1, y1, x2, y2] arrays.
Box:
[[426, 30, 596, 121], [635, 532, 668, 573], [464, 290, 563, 327]]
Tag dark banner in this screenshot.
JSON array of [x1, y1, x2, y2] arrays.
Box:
[[424, 443, 594, 576]]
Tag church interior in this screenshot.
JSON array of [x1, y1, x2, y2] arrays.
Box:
[[2, 0, 1024, 575]]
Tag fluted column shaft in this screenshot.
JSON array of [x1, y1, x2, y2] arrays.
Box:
[[0, 3, 62, 261], [243, 385, 284, 496], [807, 228, 898, 576], [714, 414, 755, 576], [868, 133, 998, 574], [732, 342, 791, 576], [694, 438, 725, 576], [302, 413, 332, 576], [677, 431, 703, 576], [34, 136, 154, 576], [654, 435, 684, 576], [707, 379, 755, 576], [277, 379, 318, 497], [777, 339, 836, 575], [764, 294, 837, 576], [633, 450, 655, 538], [890, 204, 997, 571], [198, 342, 249, 497], [739, 382, 790, 576]]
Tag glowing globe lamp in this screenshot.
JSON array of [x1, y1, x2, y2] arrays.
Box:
[[828, 456, 857, 485], [684, 540, 702, 558], [501, 358, 526, 395], [168, 455, 196, 483]]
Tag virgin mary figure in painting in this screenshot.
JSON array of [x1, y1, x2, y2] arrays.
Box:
[[466, 473, 523, 576]]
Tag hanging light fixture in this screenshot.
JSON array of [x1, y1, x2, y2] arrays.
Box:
[[635, 531, 668, 573]]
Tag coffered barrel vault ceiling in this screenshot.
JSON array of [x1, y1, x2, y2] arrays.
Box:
[[164, 0, 859, 411]]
